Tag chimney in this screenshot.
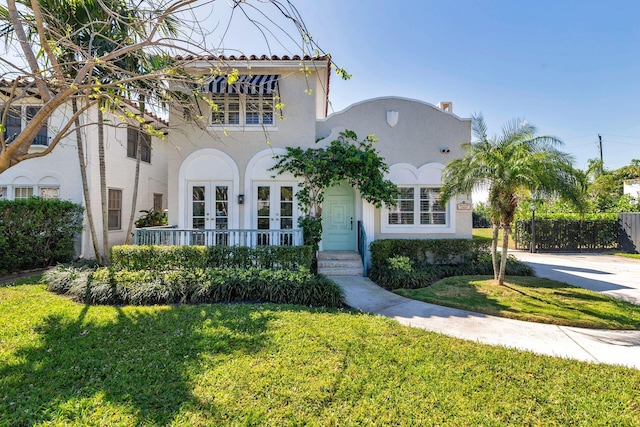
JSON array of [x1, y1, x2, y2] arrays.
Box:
[[437, 102, 453, 113]]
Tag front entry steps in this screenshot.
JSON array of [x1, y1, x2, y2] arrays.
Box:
[[317, 251, 364, 276]]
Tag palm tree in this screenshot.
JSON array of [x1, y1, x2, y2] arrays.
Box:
[[441, 113, 583, 285]]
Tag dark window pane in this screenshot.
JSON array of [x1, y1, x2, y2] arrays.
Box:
[[258, 186, 270, 200], [280, 202, 293, 217], [216, 186, 228, 201], [216, 202, 228, 216], [193, 202, 205, 216], [281, 186, 293, 201], [192, 186, 205, 201]]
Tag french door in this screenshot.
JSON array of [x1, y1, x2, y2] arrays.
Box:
[[189, 182, 230, 245], [255, 183, 296, 245]]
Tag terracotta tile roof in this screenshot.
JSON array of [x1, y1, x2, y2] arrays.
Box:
[[124, 100, 170, 128], [172, 54, 330, 62], [1, 81, 169, 127]]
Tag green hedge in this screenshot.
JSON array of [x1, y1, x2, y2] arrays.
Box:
[[110, 245, 313, 271], [369, 239, 533, 290], [45, 265, 344, 308], [0, 198, 83, 273], [370, 239, 490, 268]]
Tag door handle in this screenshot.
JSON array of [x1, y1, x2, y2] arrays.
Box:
[[350, 217, 353, 230]]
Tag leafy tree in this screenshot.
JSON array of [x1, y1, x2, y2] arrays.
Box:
[[271, 130, 397, 252], [0, 0, 348, 173], [441, 113, 583, 285], [585, 158, 640, 212]]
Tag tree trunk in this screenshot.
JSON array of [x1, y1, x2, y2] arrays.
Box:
[[73, 99, 103, 265], [491, 222, 499, 280], [98, 109, 109, 263], [498, 224, 511, 286]]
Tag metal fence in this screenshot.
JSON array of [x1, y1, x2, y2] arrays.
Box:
[[513, 218, 619, 252], [620, 213, 640, 253]]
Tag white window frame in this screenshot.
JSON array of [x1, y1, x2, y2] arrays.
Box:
[[39, 186, 60, 200], [209, 93, 276, 130], [108, 188, 123, 231], [14, 186, 34, 200], [381, 185, 455, 234], [127, 127, 151, 163], [2, 105, 49, 146], [0, 186, 7, 200]]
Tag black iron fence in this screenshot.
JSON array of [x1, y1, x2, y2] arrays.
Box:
[[513, 217, 619, 252]]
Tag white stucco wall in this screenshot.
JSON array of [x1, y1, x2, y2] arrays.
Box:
[[316, 97, 473, 240], [0, 103, 169, 259], [624, 180, 640, 201], [167, 59, 330, 228]]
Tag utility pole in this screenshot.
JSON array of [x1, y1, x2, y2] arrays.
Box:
[[598, 134, 603, 171]]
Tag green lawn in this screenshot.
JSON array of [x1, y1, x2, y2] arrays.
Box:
[[472, 227, 517, 249], [616, 252, 640, 260], [1, 280, 640, 426], [395, 275, 640, 329]]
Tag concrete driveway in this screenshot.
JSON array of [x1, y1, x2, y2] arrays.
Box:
[[510, 252, 640, 305]]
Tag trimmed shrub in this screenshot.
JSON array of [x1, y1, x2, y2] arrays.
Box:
[[0, 198, 83, 273], [369, 239, 534, 290], [110, 245, 313, 271], [44, 266, 344, 308], [369, 239, 490, 268]]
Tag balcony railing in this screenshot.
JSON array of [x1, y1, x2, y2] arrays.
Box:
[[133, 226, 303, 247], [32, 134, 50, 146], [3, 133, 50, 146]]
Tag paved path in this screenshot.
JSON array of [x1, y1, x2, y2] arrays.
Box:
[[511, 251, 640, 305], [329, 269, 640, 370]]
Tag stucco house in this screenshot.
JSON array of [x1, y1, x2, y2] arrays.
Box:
[[0, 96, 169, 258], [150, 55, 472, 273], [2, 55, 472, 273]]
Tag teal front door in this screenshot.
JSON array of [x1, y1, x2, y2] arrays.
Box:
[[321, 182, 356, 250]]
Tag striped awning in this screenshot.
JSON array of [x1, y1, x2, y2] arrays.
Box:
[[207, 74, 279, 94]]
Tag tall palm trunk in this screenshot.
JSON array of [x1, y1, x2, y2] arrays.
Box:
[[98, 109, 109, 263], [491, 222, 499, 280], [498, 225, 511, 285], [73, 98, 103, 265]]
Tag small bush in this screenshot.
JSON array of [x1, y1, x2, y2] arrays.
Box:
[[44, 265, 345, 308], [0, 198, 83, 273]]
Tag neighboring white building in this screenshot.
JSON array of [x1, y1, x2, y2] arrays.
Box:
[[0, 99, 169, 258], [624, 179, 640, 201]]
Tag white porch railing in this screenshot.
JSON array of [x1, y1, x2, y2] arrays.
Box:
[[133, 226, 304, 247]]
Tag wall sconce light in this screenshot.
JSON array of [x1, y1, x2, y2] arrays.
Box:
[[237, 194, 245, 204]]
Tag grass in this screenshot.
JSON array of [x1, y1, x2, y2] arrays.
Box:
[[395, 275, 640, 329], [616, 252, 640, 260], [472, 227, 517, 249], [1, 280, 640, 425]]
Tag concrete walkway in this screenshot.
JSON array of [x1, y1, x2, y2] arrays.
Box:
[[511, 251, 640, 305], [329, 271, 640, 370]]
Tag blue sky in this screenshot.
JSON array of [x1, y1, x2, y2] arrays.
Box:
[[210, 0, 640, 171]]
